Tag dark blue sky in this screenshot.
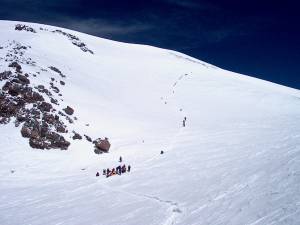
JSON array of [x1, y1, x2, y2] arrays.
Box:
[[1, 0, 299, 89]]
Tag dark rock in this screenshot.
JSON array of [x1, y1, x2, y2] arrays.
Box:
[[21, 124, 31, 138], [0, 71, 12, 81], [50, 84, 59, 93], [0, 117, 10, 124], [50, 97, 58, 105], [72, 131, 82, 140], [15, 24, 36, 33], [38, 101, 52, 112], [46, 132, 70, 150], [17, 74, 30, 84], [63, 106, 74, 115], [84, 135, 92, 142], [56, 125, 67, 133], [29, 137, 48, 149], [36, 85, 52, 97], [43, 113, 55, 124], [94, 137, 111, 152], [23, 88, 44, 103], [7, 83, 22, 96], [60, 80, 65, 85], [49, 66, 65, 78], [8, 62, 22, 73]]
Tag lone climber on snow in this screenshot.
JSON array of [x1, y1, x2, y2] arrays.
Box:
[[183, 116, 187, 127]]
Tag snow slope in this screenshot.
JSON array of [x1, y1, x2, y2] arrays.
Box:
[[0, 20, 300, 225]]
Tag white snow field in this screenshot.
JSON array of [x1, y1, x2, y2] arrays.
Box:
[[0, 20, 300, 225]]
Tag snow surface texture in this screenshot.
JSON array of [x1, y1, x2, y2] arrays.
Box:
[[0, 20, 300, 225]]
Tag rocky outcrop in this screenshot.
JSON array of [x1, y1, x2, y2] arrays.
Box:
[[49, 66, 66, 78], [52, 29, 94, 54], [0, 63, 71, 150], [15, 24, 36, 33], [21, 120, 70, 150], [0, 35, 107, 153]]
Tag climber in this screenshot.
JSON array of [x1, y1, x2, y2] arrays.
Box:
[[103, 169, 106, 175], [127, 165, 131, 172], [160, 150, 164, 154], [106, 168, 111, 178], [122, 164, 127, 173], [116, 165, 122, 175], [96, 172, 100, 177], [119, 156, 123, 163]]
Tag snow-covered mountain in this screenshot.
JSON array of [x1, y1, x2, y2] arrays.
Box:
[[1, 20, 300, 225]]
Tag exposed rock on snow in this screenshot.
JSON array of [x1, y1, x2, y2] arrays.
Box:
[[63, 106, 74, 115], [94, 137, 111, 153], [8, 62, 22, 73], [84, 134, 92, 142], [15, 24, 36, 33], [49, 66, 66, 78], [72, 131, 82, 140], [52, 29, 94, 54], [0, 60, 71, 150]]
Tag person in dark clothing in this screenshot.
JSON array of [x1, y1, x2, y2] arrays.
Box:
[[116, 165, 122, 175], [103, 169, 106, 175], [160, 150, 164, 154], [96, 172, 100, 177], [122, 164, 127, 173], [127, 165, 131, 172], [119, 156, 123, 162], [183, 119, 185, 127], [106, 168, 111, 177]]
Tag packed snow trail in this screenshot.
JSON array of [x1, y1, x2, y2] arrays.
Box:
[[1, 21, 300, 225]]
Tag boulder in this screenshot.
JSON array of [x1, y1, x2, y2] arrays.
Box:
[[17, 74, 30, 84], [72, 131, 82, 140], [38, 101, 52, 112], [63, 106, 74, 115], [94, 137, 111, 152], [21, 125, 31, 138]]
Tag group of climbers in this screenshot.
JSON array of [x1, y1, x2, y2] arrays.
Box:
[[96, 156, 131, 178], [103, 164, 131, 177]]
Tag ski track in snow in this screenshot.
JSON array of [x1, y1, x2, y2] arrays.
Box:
[[96, 181, 184, 225]]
